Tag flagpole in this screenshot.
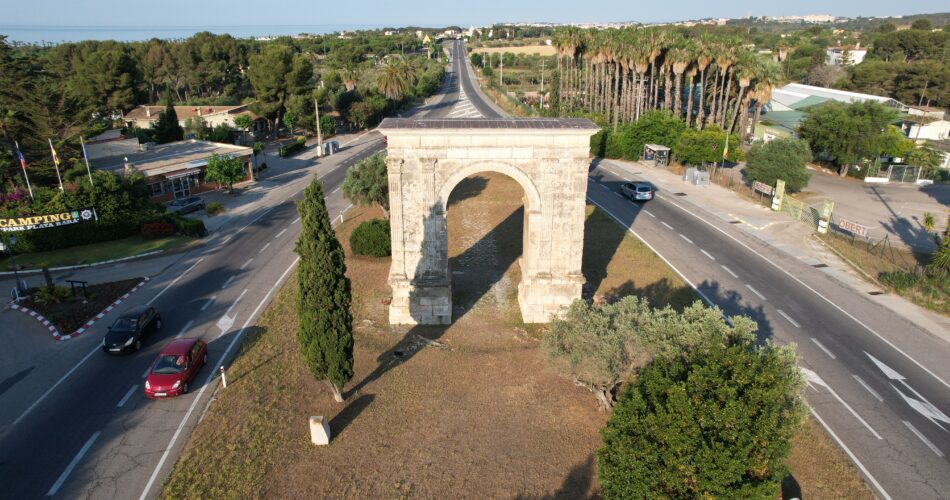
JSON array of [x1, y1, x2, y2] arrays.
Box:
[[48, 138, 64, 191], [80, 136, 95, 186], [14, 141, 34, 200]]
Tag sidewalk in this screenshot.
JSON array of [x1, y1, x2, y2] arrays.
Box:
[[603, 157, 950, 345]]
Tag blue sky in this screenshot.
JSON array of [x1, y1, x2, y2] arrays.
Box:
[[3, 0, 946, 26]]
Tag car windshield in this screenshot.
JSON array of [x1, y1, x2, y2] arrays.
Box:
[[152, 355, 186, 374], [111, 317, 137, 331], [637, 186, 651, 192]]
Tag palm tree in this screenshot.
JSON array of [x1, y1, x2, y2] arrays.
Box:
[[685, 65, 698, 126], [694, 33, 715, 128], [378, 58, 409, 100], [709, 45, 734, 127], [748, 59, 782, 141], [727, 53, 755, 135], [669, 41, 692, 115]]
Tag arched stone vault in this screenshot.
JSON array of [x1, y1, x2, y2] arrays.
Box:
[[379, 118, 599, 325]]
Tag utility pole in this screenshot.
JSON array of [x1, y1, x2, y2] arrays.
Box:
[[540, 59, 545, 111], [314, 97, 323, 157], [500, 54, 504, 87]]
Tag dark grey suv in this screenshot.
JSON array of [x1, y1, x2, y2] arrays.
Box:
[[167, 196, 206, 214]]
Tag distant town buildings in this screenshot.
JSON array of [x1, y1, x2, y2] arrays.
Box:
[[123, 104, 266, 138]]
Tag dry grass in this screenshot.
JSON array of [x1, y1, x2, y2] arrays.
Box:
[[473, 45, 557, 56], [162, 173, 874, 499]]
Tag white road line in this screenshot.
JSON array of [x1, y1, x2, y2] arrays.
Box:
[[258, 242, 271, 254], [331, 186, 340, 194], [48, 431, 101, 496], [807, 372, 883, 439], [661, 221, 674, 230], [852, 374, 884, 402], [200, 296, 215, 311], [613, 192, 623, 198], [598, 183, 610, 191], [633, 182, 950, 392], [292, 216, 301, 224], [700, 249, 716, 260], [721, 265, 738, 278], [14, 345, 100, 426], [240, 258, 253, 270], [116, 385, 138, 408], [642, 209, 656, 218], [811, 409, 892, 500], [777, 309, 801, 328], [175, 320, 195, 339], [146, 257, 204, 306], [745, 284, 766, 301], [139, 258, 300, 500], [811, 337, 837, 359], [903, 420, 944, 457], [679, 233, 694, 244], [274, 228, 288, 239], [221, 276, 235, 290]]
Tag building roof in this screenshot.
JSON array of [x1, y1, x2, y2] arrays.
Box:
[[378, 118, 599, 130], [775, 83, 905, 109], [123, 104, 261, 123], [92, 139, 252, 178]]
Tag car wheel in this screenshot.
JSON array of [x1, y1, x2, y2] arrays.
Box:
[[182, 382, 189, 394], [134, 339, 142, 351]]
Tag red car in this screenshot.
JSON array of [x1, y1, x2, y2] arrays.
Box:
[[144, 338, 208, 399]]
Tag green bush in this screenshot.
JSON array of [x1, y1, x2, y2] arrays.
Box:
[[279, 136, 307, 157], [319, 115, 335, 136], [349, 219, 391, 257], [746, 138, 812, 192], [35, 285, 72, 304], [162, 213, 207, 237], [205, 202, 225, 215], [879, 271, 920, 291]]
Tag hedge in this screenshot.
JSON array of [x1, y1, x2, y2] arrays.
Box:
[[349, 219, 391, 257], [279, 136, 308, 157], [163, 213, 207, 237]]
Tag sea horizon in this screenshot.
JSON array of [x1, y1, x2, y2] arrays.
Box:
[[0, 24, 410, 44]]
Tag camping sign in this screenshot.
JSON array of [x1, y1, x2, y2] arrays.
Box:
[[0, 208, 97, 232]]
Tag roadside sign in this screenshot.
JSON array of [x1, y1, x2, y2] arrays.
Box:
[[753, 181, 774, 195], [837, 218, 870, 237], [0, 207, 97, 232]]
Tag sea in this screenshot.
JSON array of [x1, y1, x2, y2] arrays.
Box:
[[0, 24, 394, 45]]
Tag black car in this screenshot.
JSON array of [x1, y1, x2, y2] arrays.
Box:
[[166, 196, 206, 215], [102, 306, 162, 354]]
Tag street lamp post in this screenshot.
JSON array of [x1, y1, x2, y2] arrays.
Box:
[[0, 235, 24, 296]]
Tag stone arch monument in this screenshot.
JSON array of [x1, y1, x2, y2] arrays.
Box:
[[379, 118, 599, 325]]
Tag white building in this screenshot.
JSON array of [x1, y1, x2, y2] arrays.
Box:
[[826, 46, 867, 66], [770, 83, 907, 112], [904, 120, 950, 141]]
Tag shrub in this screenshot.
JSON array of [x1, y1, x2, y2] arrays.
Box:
[[205, 202, 225, 215], [319, 115, 335, 136], [279, 136, 307, 157], [141, 222, 175, 239], [879, 270, 920, 291], [746, 138, 812, 192], [35, 285, 72, 305], [257, 162, 268, 171], [349, 219, 391, 257], [163, 213, 207, 237]]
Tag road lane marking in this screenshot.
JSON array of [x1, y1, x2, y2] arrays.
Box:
[[745, 284, 766, 301], [146, 257, 204, 306], [48, 431, 101, 496], [700, 249, 715, 260], [200, 296, 215, 311], [240, 258, 253, 270], [221, 276, 235, 290], [903, 420, 944, 457], [803, 368, 882, 440], [117, 385, 138, 408], [175, 320, 195, 339], [274, 228, 288, 239], [642, 209, 656, 218], [810, 409, 892, 500], [613, 192, 623, 198], [292, 217, 301, 224], [14, 345, 100, 426], [679, 234, 693, 244], [721, 265, 738, 278], [811, 337, 836, 359], [777, 309, 800, 328], [139, 258, 300, 500], [331, 186, 340, 194], [661, 221, 673, 230], [258, 242, 271, 254], [852, 374, 884, 402], [598, 183, 610, 190], [216, 289, 248, 334]]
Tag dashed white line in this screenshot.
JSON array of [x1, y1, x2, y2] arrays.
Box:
[[274, 228, 288, 239], [221, 276, 235, 290], [48, 431, 101, 496], [258, 242, 271, 254], [777, 309, 801, 328], [852, 374, 884, 402], [721, 265, 738, 278], [811, 337, 836, 359], [642, 209, 656, 218], [175, 320, 195, 339], [331, 186, 340, 194], [117, 385, 138, 408], [613, 192, 623, 198], [292, 216, 301, 224], [700, 249, 716, 260], [903, 420, 944, 457], [13, 345, 100, 426], [745, 284, 766, 301], [146, 257, 204, 306], [661, 221, 674, 230], [810, 409, 892, 500], [598, 183, 610, 191], [679, 233, 694, 244], [200, 296, 215, 311], [240, 258, 253, 270]]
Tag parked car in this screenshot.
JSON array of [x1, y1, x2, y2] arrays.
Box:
[[144, 338, 209, 399], [166, 196, 206, 214], [620, 182, 654, 202], [102, 306, 162, 354]]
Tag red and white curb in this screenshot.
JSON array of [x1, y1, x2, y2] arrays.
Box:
[[10, 277, 149, 341]]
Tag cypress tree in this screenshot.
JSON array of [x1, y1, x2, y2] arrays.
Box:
[[152, 94, 183, 144], [295, 178, 353, 402]]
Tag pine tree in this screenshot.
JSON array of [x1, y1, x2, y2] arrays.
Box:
[[295, 178, 353, 402], [152, 95, 183, 144]]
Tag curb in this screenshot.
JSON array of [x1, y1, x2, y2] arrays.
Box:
[[0, 250, 163, 277], [10, 277, 150, 341]]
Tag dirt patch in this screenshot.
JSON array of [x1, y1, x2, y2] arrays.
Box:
[[22, 278, 144, 333], [162, 173, 873, 499]]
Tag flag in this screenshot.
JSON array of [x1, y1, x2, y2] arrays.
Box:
[[722, 134, 730, 161], [80, 136, 95, 186], [48, 138, 64, 191], [14, 141, 34, 200]]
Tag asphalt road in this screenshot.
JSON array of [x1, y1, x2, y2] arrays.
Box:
[[450, 39, 950, 499], [0, 48, 461, 500]]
